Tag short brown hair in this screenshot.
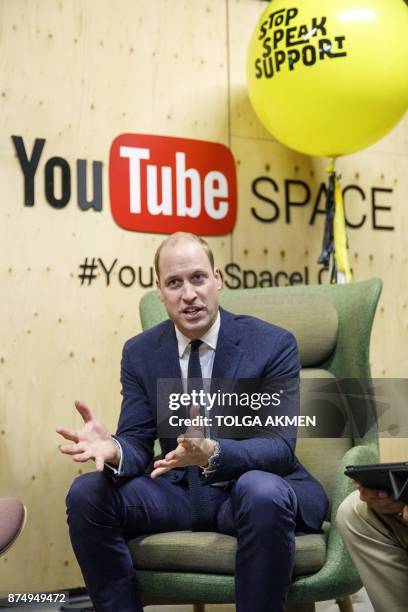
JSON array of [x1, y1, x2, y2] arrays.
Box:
[[154, 232, 215, 279]]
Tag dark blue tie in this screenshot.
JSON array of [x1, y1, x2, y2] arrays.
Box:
[[187, 340, 212, 531], [187, 339, 206, 414]]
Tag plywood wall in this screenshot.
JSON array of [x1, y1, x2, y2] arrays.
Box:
[[0, 0, 407, 591]]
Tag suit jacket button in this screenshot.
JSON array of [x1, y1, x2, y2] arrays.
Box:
[[170, 473, 178, 482]]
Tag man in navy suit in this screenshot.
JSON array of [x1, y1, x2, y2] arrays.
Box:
[[58, 232, 328, 612]]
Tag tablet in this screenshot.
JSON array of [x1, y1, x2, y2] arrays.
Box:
[[345, 462, 408, 501]]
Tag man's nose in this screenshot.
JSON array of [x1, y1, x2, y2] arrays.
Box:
[[181, 282, 197, 301]]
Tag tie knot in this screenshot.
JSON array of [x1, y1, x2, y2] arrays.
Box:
[[190, 339, 202, 352]]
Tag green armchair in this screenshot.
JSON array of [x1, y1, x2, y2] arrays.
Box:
[[129, 278, 382, 612]]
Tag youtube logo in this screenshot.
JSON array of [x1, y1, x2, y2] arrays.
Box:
[[109, 134, 237, 235]]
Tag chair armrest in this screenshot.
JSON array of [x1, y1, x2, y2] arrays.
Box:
[[329, 442, 379, 522], [289, 442, 379, 602]]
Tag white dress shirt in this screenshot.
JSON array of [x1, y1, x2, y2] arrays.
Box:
[[175, 310, 220, 388]]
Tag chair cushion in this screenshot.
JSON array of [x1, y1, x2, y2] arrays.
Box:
[[129, 522, 329, 577], [219, 290, 338, 367]]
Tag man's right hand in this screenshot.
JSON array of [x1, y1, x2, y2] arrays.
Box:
[[355, 483, 408, 520], [56, 400, 120, 472]]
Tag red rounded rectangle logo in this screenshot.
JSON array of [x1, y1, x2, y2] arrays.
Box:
[[109, 134, 237, 235]]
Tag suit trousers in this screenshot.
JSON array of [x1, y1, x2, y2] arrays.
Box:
[[337, 490, 408, 612], [67, 469, 299, 612]]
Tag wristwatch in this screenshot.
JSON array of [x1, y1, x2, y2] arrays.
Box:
[[201, 440, 221, 476]]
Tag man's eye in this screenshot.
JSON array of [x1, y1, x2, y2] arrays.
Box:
[[167, 279, 181, 288], [191, 274, 205, 283]]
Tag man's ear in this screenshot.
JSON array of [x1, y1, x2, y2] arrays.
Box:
[[214, 268, 223, 291], [156, 278, 164, 302]]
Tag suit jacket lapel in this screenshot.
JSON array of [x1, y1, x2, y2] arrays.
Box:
[[154, 321, 182, 379], [152, 309, 245, 391], [153, 309, 244, 380], [153, 311, 243, 435], [153, 322, 184, 430], [212, 308, 244, 380]]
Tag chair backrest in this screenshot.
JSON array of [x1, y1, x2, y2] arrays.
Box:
[[219, 290, 338, 367], [139, 279, 382, 504]]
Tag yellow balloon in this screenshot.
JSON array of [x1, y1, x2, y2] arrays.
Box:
[[247, 0, 408, 157]]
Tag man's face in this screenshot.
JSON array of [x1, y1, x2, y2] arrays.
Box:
[[156, 240, 222, 340]]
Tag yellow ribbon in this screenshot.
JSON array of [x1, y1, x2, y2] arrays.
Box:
[[328, 160, 353, 284]]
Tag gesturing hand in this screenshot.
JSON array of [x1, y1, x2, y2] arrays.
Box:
[[150, 405, 215, 479], [56, 400, 120, 472], [150, 435, 215, 479]]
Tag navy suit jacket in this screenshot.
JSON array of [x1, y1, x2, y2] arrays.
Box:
[[114, 307, 328, 532]]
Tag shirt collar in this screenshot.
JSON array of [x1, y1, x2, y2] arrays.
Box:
[[175, 310, 221, 358]]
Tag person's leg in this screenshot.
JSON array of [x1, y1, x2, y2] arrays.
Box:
[[66, 472, 192, 612], [337, 490, 408, 612], [216, 470, 298, 612]]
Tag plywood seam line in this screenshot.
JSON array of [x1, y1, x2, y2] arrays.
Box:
[[226, 0, 232, 151], [226, 0, 234, 264]]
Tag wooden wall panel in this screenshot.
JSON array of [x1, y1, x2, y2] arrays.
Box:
[[0, 0, 232, 591], [0, 0, 406, 592]]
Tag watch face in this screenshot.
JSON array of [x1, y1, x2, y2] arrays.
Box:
[[208, 441, 220, 467]]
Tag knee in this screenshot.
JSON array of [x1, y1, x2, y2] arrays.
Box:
[[233, 470, 297, 525], [66, 472, 115, 520]]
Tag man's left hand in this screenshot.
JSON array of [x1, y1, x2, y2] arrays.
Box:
[[150, 435, 215, 478]]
